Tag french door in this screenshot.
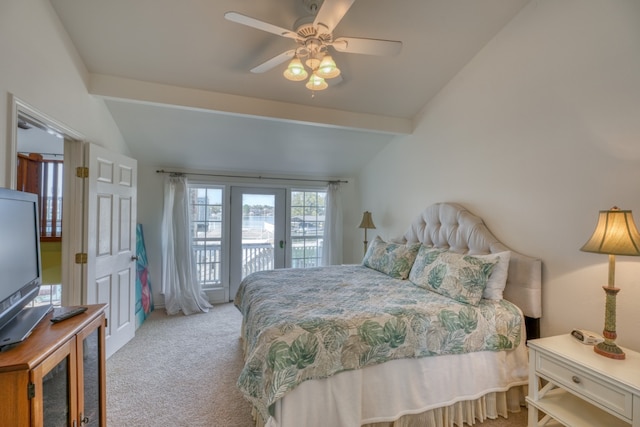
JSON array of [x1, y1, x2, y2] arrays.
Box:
[[229, 187, 286, 299]]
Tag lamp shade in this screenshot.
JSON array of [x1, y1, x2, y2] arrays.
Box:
[[581, 207, 640, 256], [305, 73, 328, 91], [358, 211, 376, 229], [316, 55, 341, 79], [305, 56, 322, 70], [283, 57, 308, 81]]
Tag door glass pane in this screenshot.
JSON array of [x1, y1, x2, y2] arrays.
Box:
[[242, 193, 274, 279], [82, 328, 101, 426], [189, 186, 223, 289], [43, 356, 69, 427], [291, 190, 326, 268]]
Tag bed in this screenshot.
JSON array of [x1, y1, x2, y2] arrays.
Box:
[[235, 203, 542, 427]]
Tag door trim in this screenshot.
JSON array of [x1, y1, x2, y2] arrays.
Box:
[[8, 94, 84, 189]]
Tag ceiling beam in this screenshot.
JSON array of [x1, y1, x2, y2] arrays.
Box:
[[89, 74, 412, 135]]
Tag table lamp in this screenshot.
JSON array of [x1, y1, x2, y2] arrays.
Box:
[[580, 206, 640, 359], [358, 211, 376, 256]]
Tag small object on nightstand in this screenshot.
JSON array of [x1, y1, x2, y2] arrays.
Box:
[[570, 329, 603, 345], [50, 306, 88, 323]]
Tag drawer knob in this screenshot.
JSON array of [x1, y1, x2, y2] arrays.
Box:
[[572, 375, 581, 384]]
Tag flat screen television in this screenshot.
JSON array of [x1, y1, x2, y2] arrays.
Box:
[[0, 187, 52, 350]]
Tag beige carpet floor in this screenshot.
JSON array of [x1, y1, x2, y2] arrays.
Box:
[[107, 303, 528, 427]]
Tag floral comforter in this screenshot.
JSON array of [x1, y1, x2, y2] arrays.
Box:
[[234, 265, 523, 420]]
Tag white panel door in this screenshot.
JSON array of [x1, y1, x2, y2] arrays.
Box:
[[84, 143, 137, 358]]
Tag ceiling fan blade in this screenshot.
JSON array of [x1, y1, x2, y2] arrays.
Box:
[[313, 0, 356, 33], [225, 12, 299, 40], [332, 37, 402, 56], [250, 50, 296, 73]]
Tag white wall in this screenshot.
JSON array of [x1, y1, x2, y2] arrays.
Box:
[[356, 0, 640, 350], [0, 0, 130, 190]]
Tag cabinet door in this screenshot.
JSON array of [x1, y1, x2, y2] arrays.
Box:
[[76, 314, 106, 427], [31, 338, 78, 427]]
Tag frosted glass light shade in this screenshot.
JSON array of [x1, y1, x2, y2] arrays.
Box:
[[305, 57, 321, 70], [306, 73, 328, 90], [283, 58, 308, 81], [317, 55, 341, 79]]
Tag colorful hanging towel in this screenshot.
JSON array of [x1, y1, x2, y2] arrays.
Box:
[[135, 223, 154, 328]]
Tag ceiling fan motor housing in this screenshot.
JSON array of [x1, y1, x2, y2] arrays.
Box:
[[301, 0, 323, 15]]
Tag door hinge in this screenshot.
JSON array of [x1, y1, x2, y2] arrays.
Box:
[[28, 382, 35, 399], [75, 253, 88, 264], [76, 166, 89, 178]]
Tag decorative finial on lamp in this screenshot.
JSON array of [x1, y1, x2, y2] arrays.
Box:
[[580, 206, 640, 359], [358, 211, 376, 256]]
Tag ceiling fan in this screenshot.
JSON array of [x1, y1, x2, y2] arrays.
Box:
[[224, 0, 402, 91]]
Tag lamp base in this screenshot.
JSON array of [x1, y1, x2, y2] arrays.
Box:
[[595, 285, 625, 360], [594, 340, 625, 360]]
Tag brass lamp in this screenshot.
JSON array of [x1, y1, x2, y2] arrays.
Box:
[[580, 206, 640, 359], [358, 211, 376, 255]]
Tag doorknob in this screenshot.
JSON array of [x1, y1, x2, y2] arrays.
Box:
[[131, 255, 139, 261], [279, 240, 284, 249]]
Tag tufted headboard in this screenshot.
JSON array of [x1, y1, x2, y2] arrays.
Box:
[[395, 203, 542, 336]]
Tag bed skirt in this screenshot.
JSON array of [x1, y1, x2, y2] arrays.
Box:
[[252, 386, 526, 427]]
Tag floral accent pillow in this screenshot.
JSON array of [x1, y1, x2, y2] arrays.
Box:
[[409, 247, 499, 305], [362, 236, 421, 280]]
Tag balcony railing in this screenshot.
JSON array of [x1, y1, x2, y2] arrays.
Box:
[[193, 239, 322, 287], [241, 242, 274, 278]]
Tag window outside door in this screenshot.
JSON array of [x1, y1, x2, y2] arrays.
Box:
[[229, 187, 286, 299]]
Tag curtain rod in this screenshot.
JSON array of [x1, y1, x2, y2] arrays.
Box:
[[155, 169, 348, 184], [18, 151, 63, 157]]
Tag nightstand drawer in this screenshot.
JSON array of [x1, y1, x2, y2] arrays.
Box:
[[536, 352, 633, 420]]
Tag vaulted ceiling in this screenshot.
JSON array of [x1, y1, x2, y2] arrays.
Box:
[[48, 0, 530, 177]]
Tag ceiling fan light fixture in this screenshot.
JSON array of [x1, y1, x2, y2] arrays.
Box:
[[305, 56, 321, 70], [283, 57, 308, 81], [225, 3, 403, 93], [316, 55, 341, 79], [306, 73, 328, 91]]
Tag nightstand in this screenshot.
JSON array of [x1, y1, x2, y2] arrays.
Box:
[[527, 334, 640, 427]]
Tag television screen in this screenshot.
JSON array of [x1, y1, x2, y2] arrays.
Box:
[[0, 187, 45, 346], [0, 194, 40, 303]]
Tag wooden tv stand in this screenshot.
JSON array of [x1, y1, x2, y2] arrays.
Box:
[[0, 304, 107, 426]]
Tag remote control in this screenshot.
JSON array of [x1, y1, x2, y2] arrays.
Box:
[[50, 306, 88, 323]]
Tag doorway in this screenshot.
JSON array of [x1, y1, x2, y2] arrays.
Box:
[[11, 97, 82, 307], [229, 187, 287, 298]]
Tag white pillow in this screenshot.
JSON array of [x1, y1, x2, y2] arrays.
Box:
[[475, 251, 511, 300]]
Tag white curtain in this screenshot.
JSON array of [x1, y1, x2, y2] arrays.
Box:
[[321, 182, 343, 265], [161, 175, 212, 315]]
